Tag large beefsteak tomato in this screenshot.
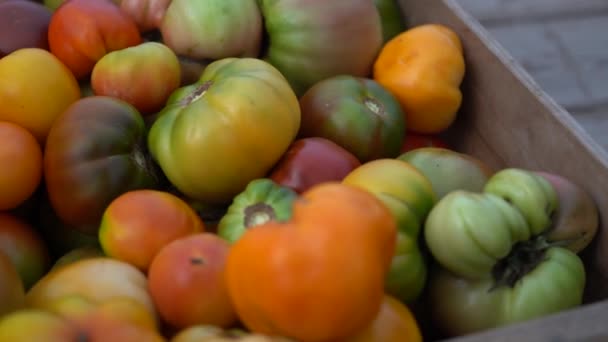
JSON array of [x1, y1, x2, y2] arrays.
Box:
[[148, 57, 301, 205]]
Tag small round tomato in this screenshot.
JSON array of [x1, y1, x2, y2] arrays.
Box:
[[48, 0, 142, 79]]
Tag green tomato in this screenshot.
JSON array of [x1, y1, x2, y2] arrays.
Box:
[[373, 0, 406, 43], [299, 75, 406, 162], [260, 0, 383, 95], [425, 191, 531, 279], [484, 168, 557, 235], [147, 57, 301, 205], [429, 247, 585, 337], [217, 178, 298, 243]]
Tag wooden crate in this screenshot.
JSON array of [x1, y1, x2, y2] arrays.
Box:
[[398, 0, 608, 340]]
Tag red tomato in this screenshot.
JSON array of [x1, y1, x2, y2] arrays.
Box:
[[401, 133, 451, 153], [47, 0, 142, 79]]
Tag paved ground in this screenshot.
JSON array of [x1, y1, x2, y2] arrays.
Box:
[[454, 0, 608, 150]]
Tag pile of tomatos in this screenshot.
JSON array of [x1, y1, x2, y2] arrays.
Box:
[[0, 0, 600, 341]]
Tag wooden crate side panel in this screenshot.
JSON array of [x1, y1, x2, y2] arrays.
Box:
[[396, 0, 608, 301]]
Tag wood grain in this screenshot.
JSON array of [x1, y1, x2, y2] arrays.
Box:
[[397, 0, 608, 340]]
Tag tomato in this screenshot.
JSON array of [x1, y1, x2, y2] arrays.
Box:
[[148, 57, 301, 205], [26, 257, 158, 322], [342, 159, 435, 303], [0, 213, 50, 290], [373, 24, 465, 134], [48, 0, 142, 79], [398, 147, 494, 200], [226, 183, 396, 342], [268, 137, 361, 194], [0, 48, 81, 143], [400, 133, 450, 153], [91, 41, 182, 115], [424, 168, 585, 336], [259, 0, 382, 95], [119, 0, 172, 32], [217, 178, 298, 243], [0, 251, 25, 317], [0, 0, 52, 57], [429, 248, 585, 337], [299, 75, 406, 162], [99, 189, 205, 271], [43, 96, 161, 230], [148, 233, 237, 329], [373, 0, 406, 43], [0, 122, 43, 211], [161, 0, 262, 60], [346, 295, 422, 342]]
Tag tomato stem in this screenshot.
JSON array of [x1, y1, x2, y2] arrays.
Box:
[[244, 203, 276, 228], [490, 237, 552, 290]]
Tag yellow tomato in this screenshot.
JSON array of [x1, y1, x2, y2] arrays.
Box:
[[0, 48, 81, 143], [346, 295, 423, 342]]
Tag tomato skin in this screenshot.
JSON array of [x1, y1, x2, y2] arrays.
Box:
[[43, 96, 161, 231], [373, 0, 406, 43], [269, 137, 361, 194], [148, 57, 301, 205], [429, 248, 585, 337], [48, 0, 142, 79]]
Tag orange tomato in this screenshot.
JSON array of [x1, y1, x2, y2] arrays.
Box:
[[47, 0, 142, 79], [226, 182, 397, 342], [0, 48, 81, 143], [99, 189, 205, 272], [0, 122, 43, 210], [373, 24, 465, 134], [346, 295, 423, 342]]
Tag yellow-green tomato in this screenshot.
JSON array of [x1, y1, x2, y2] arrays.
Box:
[[148, 57, 301, 205]]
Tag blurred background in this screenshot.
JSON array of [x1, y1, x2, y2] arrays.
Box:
[[455, 0, 608, 151]]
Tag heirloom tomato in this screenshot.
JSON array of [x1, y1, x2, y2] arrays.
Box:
[[299, 75, 406, 162], [47, 0, 142, 79], [269, 137, 361, 194], [259, 0, 383, 95], [226, 183, 396, 342], [217, 178, 298, 244], [148, 57, 300, 205], [44, 96, 161, 230], [424, 168, 585, 337], [373, 24, 465, 134], [342, 159, 436, 303], [0, 48, 80, 143], [373, 0, 406, 43]]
